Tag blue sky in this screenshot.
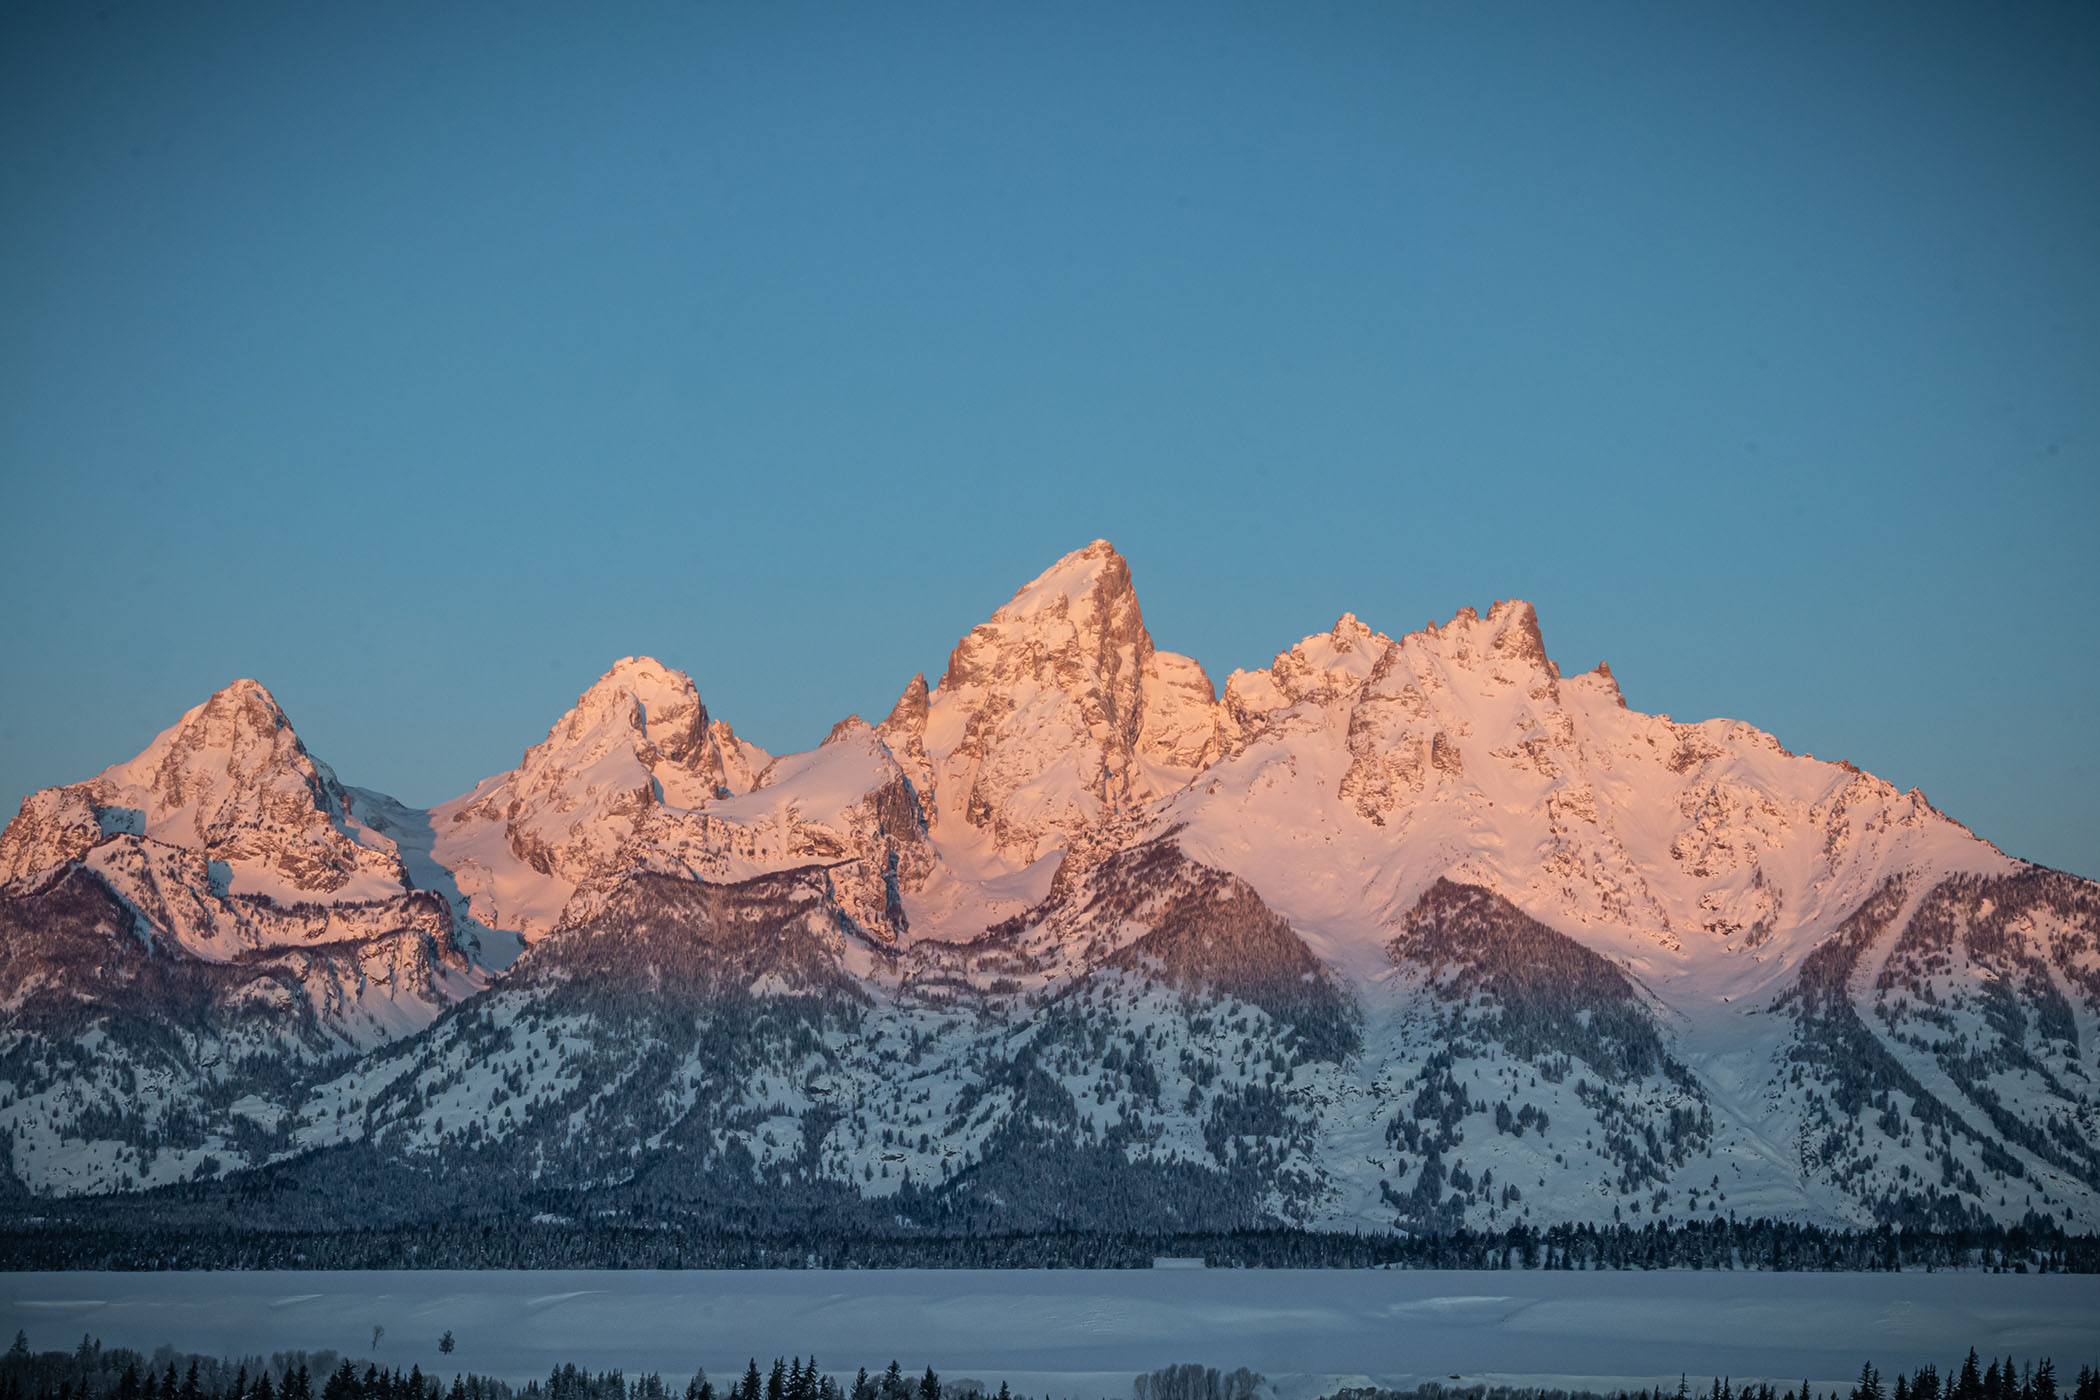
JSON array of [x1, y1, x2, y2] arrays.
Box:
[[2, 1, 2095, 876]]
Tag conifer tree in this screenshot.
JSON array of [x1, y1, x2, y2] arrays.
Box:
[[1960, 1352, 1984, 1400]]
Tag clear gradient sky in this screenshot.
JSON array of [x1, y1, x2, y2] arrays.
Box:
[[2, 2, 2096, 876]]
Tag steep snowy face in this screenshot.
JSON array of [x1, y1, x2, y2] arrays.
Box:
[[433, 658, 773, 938], [0, 679, 407, 902], [622, 714, 935, 944], [1177, 599, 2004, 980], [429, 659, 930, 945], [484, 657, 727, 861], [903, 540, 1221, 867]]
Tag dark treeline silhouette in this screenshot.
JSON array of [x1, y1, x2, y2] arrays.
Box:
[[1326, 1352, 2100, 1400], [1132, 1365, 1261, 1400], [7, 1339, 2100, 1400], [0, 1342, 1035, 1400], [2, 1218, 2094, 1273]]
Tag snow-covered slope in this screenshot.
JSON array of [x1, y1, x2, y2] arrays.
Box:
[[1177, 598, 2000, 980], [0, 682, 481, 1196], [3, 542, 2096, 1238], [0, 679, 409, 908], [427, 656, 771, 943], [427, 656, 942, 946]]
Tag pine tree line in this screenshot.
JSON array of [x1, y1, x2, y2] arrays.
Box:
[[8, 1337, 2100, 1400], [0, 1341, 1041, 1400], [2, 1217, 2094, 1273], [1329, 1351, 2100, 1400]]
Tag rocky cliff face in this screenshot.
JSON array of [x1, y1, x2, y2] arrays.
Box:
[[3, 541, 2095, 1239], [904, 541, 1220, 868], [0, 679, 409, 904]]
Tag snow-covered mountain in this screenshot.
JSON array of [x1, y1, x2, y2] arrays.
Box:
[[3, 541, 2095, 1238], [0, 681, 482, 1195]]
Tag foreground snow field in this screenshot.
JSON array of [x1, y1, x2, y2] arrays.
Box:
[[4, 1270, 2097, 1399]]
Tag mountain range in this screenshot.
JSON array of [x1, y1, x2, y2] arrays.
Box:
[[3, 540, 2096, 1240]]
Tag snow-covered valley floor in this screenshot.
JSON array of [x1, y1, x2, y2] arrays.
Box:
[[5, 1270, 2097, 1399]]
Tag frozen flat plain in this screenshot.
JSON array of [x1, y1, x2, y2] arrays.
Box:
[[6, 1270, 2098, 1400]]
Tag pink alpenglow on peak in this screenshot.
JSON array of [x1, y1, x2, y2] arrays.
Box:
[[0, 540, 2090, 1236], [0, 677, 409, 903], [914, 539, 1221, 867]]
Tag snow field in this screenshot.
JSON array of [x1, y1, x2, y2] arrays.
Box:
[[6, 1269, 2097, 1399]]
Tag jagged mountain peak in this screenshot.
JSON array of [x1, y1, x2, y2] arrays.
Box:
[[1222, 599, 1566, 736], [1575, 658, 1629, 709], [442, 657, 731, 899], [1413, 597, 1556, 675], [1487, 597, 1549, 659], [577, 653, 689, 705], [1329, 611, 1380, 647], [0, 673, 476, 1195], [0, 676, 412, 902], [117, 675, 332, 800], [822, 714, 874, 746], [550, 655, 712, 771], [1185, 585, 2013, 992], [6, 547, 2097, 1238], [200, 674, 279, 710], [883, 672, 930, 729], [917, 541, 1219, 866], [492, 655, 777, 817], [875, 673, 936, 827], [1229, 613, 1392, 710], [978, 538, 1134, 627], [941, 539, 1150, 690]]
